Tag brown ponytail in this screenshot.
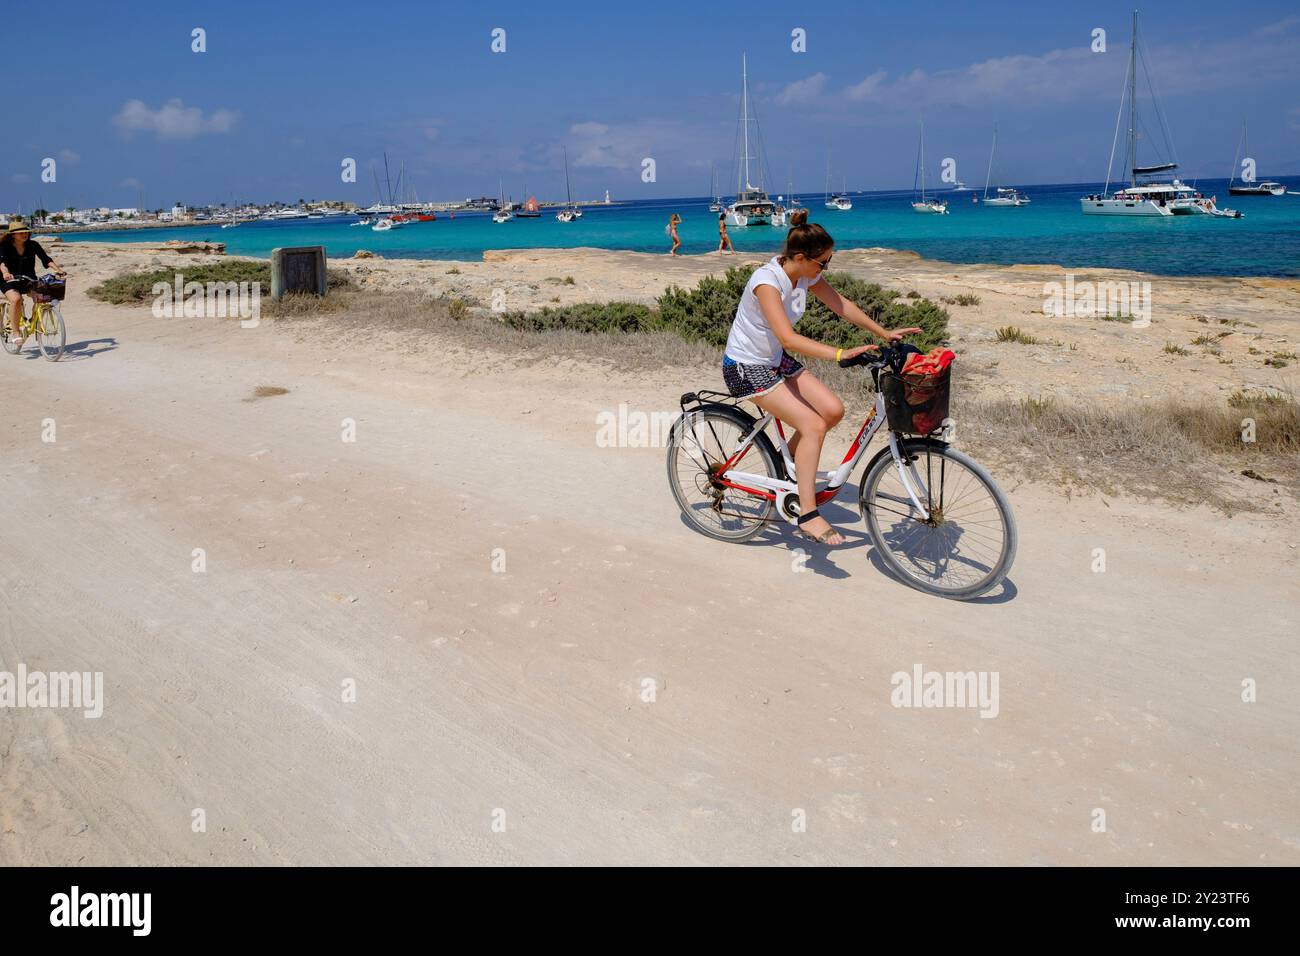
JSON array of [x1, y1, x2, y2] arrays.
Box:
[[781, 211, 832, 262]]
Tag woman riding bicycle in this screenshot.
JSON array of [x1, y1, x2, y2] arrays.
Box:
[[721, 210, 919, 546], [1, 221, 66, 346]]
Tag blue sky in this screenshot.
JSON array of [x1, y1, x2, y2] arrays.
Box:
[[10, 0, 1300, 211]]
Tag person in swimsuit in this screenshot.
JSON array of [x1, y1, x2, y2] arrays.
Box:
[[717, 212, 734, 254], [668, 213, 681, 256], [721, 210, 920, 546]]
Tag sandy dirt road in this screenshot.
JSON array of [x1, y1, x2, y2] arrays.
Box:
[[1, 264, 1297, 866]]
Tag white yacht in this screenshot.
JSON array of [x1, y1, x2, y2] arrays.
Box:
[[823, 149, 852, 209], [492, 180, 513, 223], [980, 125, 1029, 206], [1228, 121, 1286, 196], [911, 121, 948, 214], [724, 56, 773, 227], [556, 147, 580, 223]]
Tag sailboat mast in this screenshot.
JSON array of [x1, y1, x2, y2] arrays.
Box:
[[1230, 121, 1245, 187], [740, 55, 750, 193], [1128, 11, 1138, 187], [564, 147, 573, 207], [919, 121, 927, 201], [983, 124, 998, 201]]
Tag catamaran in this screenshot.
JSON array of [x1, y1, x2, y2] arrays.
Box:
[[911, 121, 948, 214], [1081, 12, 1238, 218], [724, 55, 774, 227], [1228, 121, 1286, 196], [708, 163, 723, 213], [980, 124, 1030, 206]]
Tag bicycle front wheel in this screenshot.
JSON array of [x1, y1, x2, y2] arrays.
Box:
[[860, 438, 1016, 600], [35, 302, 65, 361]]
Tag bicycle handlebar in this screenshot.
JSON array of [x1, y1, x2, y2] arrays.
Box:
[[837, 342, 917, 370]]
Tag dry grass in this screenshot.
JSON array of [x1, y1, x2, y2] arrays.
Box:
[[244, 385, 290, 402], [955, 393, 1299, 509]]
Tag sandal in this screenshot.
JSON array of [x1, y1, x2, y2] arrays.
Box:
[[795, 508, 845, 546]]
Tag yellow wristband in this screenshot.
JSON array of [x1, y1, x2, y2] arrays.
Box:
[[836, 347, 843, 361]]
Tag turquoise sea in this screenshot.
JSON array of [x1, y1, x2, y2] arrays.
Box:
[[58, 179, 1300, 278]]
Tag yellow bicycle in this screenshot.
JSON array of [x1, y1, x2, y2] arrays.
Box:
[[2, 273, 66, 361]]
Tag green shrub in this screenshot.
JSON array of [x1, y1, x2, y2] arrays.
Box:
[[655, 266, 948, 352], [500, 300, 657, 334], [87, 260, 353, 305]]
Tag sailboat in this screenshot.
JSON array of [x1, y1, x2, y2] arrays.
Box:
[[911, 121, 949, 214], [1228, 121, 1286, 196], [824, 148, 851, 210], [980, 124, 1030, 206], [724, 55, 773, 227], [515, 184, 541, 219], [708, 163, 723, 213], [1082, 12, 1238, 217], [786, 166, 806, 218], [557, 147, 581, 222], [492, 180, 513, 223]]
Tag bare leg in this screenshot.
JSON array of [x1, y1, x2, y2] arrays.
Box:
[[752, 381, 842, 544], [4, 290, 24, 344], [783, 369, 845, 461]]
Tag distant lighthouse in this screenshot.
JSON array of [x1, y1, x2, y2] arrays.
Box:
[[604, 189, 611, 204]]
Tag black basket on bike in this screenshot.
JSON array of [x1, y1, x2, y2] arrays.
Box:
[[32, 276, 66, 302], [880, 364, 951, 435]]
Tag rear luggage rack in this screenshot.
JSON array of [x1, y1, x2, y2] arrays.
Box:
[[680, 389, 742, 414]]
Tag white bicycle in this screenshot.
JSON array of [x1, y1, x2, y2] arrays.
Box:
[[667, 344, 1017, 600]]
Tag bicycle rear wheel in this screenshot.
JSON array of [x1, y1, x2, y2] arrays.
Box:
[[666, 404, 780, 542], [860, 438, 1016, 599], [35, 302, 65, 361]]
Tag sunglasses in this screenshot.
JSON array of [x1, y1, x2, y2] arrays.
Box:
[[810, 253, 833, 270]]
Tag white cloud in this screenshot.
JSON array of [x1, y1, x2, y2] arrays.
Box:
[[568, 120, 655, 169], [58, 149, 80, 165], [112, 99, 239, 140], [118, 177, 144, 189], [845, 70, 887, 101], [776, 72, 827, 105], [570, 121, 610, 138], [10, 173, 31, 184], [1257, 15, 1299, 35], [835, 29, 1300, 112]]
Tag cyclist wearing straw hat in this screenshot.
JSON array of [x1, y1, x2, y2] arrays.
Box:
[[1, 221, 65, 346]]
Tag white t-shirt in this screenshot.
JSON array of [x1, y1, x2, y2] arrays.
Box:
[[724, 257, 817, 366]]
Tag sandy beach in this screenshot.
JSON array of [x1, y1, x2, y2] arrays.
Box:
[[1, 240, 1296, 865]]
